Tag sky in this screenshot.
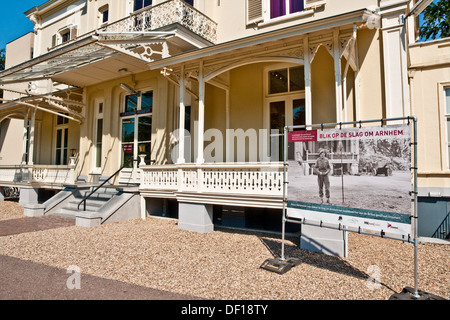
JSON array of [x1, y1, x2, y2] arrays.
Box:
[[0, 1, 43, 51]]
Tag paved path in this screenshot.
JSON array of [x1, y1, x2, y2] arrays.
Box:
[[0, 216, 202, 300], [0, 215, 75, 237]]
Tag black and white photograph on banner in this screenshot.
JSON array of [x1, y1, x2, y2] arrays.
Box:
[[286, 124, 413, 238]]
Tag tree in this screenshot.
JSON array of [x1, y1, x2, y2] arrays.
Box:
[[0, 49, 4, 100], [0, 49, 5, 71], [420, 0, 450, 40]]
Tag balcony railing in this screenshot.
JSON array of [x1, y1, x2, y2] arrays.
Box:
[[0, 165, 75, 186], [140, 163, 284, 196], [50, 0, 217, 52]]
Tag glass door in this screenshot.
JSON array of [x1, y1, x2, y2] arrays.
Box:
[[270, 101, 286, 160], [120, 90, 153, 169], [55, 127, 68, 165]]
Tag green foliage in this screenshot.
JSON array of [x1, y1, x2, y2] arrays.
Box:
[[0, 49, 4, 99], [420, 0, 450, 40], [0, 49, 4, 71]]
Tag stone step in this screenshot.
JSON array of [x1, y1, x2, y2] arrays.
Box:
[[66, 200, 104, 211], [74, 191, 117, 202]]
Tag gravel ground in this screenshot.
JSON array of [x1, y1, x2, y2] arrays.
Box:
[[0, 201, 448, 300]]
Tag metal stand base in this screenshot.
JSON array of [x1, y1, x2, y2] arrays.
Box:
[[260, 258, 301, 275], [389, 287, 447, 300]]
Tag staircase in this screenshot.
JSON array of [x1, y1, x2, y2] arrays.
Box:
[[45, 185, 141, 227], [432, 211, 450, 240], [56, 187, 119, 218]]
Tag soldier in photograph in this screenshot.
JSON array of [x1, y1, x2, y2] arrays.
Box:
[[315, 148, 331, 204]]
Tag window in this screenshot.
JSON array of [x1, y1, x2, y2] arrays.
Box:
[[446, 88, 450, 169], [57, 114, 69, 125], [246, 0, 326, 25], [23, 120, 31, 164], [268, 66, 305, 94], [266, 65, 306, 160], [134, 0, 152, 11], [121, 91, 153, 167], [94, 102, 104, 168], [99, 6, 109, 24], [270, 0, 304, 19], [52, 27, 78, 48], [61, 30, 71, 43], [55, 114, 69, 165]]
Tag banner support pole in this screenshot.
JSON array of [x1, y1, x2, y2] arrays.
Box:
[[281, 125, 288, 261], [412, 116, 420, 298]]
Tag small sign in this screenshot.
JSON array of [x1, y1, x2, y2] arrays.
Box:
[[288, 130, 318, 142], [122, 144, 133, 153]]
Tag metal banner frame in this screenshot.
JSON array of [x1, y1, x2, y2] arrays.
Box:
[[280, 116, 420, 298]]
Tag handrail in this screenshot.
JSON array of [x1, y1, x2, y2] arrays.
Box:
[[432, 211, 450, 240], [77, 159, 138, 211]]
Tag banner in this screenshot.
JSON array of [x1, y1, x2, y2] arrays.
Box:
[[286, 124, 412, 238]]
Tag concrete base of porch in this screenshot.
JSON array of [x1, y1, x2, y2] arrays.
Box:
[[23, 203, 46, 217], [300, 225, 348, 258], [18, 187, 39, 207], [178, 202, 214, 233]]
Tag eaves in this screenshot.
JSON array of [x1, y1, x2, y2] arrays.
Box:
[[148, 9, 378, 70]]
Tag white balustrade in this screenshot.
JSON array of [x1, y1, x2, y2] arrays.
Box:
[[101, 0, 217, 43], [140, 163, 284, 196], [49, 0, 217, 53], [0, 165, 75, 185]]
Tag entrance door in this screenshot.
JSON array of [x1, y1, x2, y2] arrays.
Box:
[[120, 91, 153, 168], [55, 114, 69, 165], [265, 64, 306, 161], [267, 96, 305, 160]]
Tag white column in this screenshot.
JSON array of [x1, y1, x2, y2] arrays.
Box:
[[381, 14, 410, 119], [333, 29, 343, 123], [225, 88, 232, 162], [27, 109, 36, 166], [178, 66, 186, 164], [196, 62, 205, 165], [22, 110, 30, 165], [303, 36, 312, 127], [140, 196, 146, 220]]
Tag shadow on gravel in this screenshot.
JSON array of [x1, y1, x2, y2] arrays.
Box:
[[216, 227, 397, 293]]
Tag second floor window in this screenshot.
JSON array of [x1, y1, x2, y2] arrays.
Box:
[[446, 87, 450, 169], [271, 0, 304, 19], [99, 6, 109, 24], [134, 0, 152, 11], [246, 0, 326, 25]]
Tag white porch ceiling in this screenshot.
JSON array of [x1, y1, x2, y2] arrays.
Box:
[[0, 26, 208, 88]]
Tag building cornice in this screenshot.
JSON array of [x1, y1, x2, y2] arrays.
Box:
[[148, 9, 379, 70], [25, 0, 80, 18]]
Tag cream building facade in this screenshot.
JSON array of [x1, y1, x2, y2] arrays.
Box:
[[0, 0, 448, 242]]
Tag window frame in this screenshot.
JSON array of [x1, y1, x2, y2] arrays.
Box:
[[247, 0, 326, 27], [54, 114, 69, 166], [444, 86, 450, 170], [99, 5, 109, 25], [269, 0, 305, 20], [120, 90, 154, 168], [134, 0, 153, 12], [93, 99, 104, 169], [264, 63, 306, 160], [438, 82, 450, 171]]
